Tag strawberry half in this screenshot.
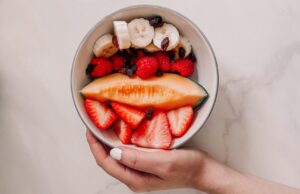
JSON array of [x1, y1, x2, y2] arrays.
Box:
[[131, 112, 172, 149], [111, 102, 145, 128], [167, 106, 194, 137], [84, 99, 118, 130], [114, 120, 133, 144]]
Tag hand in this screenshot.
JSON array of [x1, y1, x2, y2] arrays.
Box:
[[86, 130, 228, 192]]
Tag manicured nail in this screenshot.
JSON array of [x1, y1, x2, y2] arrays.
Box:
[[110, 148, 122, 160]]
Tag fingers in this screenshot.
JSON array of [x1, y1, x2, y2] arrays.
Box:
[[110, 146, 173, 175], [86, 130, 138, 185], [86, 130, 161, 192]]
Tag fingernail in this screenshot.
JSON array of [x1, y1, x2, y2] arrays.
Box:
[[110, 148, 122, 160]]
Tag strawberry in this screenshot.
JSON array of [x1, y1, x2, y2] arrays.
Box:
[[90, 57, 113, 78], [136, 57, 159, 79], [114, 120, 133, 144], [84, 99, 118, 130], [172, 59, 194, 77], [154, 51, 171, 72], [131, 111, 172, 149], [110, 54, 125, 71], [111, 102, 145, 128], [167, 106, 194, 137]]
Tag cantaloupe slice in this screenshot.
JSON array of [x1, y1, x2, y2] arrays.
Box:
[[81, 73, 208, 110]]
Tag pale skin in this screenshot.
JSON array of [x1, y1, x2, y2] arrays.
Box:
[[86, 130, 300, 193]]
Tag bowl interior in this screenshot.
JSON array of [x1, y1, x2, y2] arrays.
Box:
[[71, 5, 218, 149]]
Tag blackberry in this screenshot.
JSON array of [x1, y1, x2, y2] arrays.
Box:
[[145, 107, 155, 120], [104, 101, 112, 108], [148, 15, 163, 28], [188, 51, 197, 62], [167, 51, 175, 61], [179, 47, 186, 58], [131, 64, 137, 73], [126, 68, 134, 77], [85, 64, 95, 75], [156, 69, 164, 77]]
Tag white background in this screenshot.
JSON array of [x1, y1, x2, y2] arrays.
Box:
[[1, 0, 300, 193]]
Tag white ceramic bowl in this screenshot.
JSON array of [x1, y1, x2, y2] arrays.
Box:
[[71, 5, 218, 149]]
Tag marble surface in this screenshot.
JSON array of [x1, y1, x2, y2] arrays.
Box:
[[1, 0, 300, 193]]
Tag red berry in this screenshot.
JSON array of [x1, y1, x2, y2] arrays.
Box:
[[172, 59, 194, 77], [110, 54, 125, 70], [136, 57, 159, 79], [131, 50, 146, 65], [84, 99, 118, 130], [154, 51, 171, 72], [136, 50, 145, 58], [90, 57, 113, 78]]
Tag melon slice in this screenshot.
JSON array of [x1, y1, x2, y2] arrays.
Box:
[[81, 73, 208, 110]]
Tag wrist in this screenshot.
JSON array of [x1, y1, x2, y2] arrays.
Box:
[[192, 154, 241, 193]]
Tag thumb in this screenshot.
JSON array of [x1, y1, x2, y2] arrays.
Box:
[[110, 147, 171, 175]]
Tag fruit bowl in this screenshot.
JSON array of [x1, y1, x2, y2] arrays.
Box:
[[71, 5, 218, 149]]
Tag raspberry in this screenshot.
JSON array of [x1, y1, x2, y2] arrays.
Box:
[[172, 59, 194, 77], [90, 57, 113, 78], [154, 51, 171, 72], [136, 57, 159, 79], [131, 49, 146, 65], [136, 50, 145, 58], [110, 54, 125, 70]]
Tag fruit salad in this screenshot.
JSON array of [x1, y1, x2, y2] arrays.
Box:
[[81, 15, 208, 149]]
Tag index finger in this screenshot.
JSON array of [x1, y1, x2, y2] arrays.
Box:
[[86, 130, 151, 186]]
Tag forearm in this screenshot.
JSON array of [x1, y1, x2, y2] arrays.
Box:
[[194, 157, 300, 194]]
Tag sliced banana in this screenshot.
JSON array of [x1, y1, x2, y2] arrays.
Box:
[[153, 23, 179, 51], [128, 18, 154, 48], [174, 36, 192, 59], [144, 43, 161, 52], [93, 33, 118, 58], [113, 21, 131, 50]]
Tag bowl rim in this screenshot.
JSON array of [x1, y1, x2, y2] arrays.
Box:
[[71, 4, 219, 149]]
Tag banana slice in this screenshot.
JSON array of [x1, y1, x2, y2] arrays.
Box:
[[174, 36, 192, 59], [144, 43, 161, 52], [113, 21, 131, 50], [153, 23, 179, 51], [93, 34, 118, 58], [128, 18, 154, 48]]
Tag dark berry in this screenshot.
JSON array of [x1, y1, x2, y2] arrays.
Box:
[[124, 61, 131, 69], [156, 69, 164, 77], [167, 51, 175, 61], [129, 48, 138, 58], [145, 107, 155, 120], [104, 101, 112, 108], [131, 64, 137, 73], [120, 50, 131, 62], [188, 51, 197, 62], [119, 67, 127, 74], [126, 68, 134, 77], [161, 37, 169, 51], [85, 64, 95, 75], [148, 15, 163, 28], [179, 47, 186, 58]]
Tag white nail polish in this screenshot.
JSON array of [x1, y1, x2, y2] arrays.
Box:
[[110, 148, 122, 160]]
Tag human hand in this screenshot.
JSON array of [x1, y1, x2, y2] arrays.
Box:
[[86, 130, 230, 192]]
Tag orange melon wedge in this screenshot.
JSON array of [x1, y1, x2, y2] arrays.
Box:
[[81, 73, 208, 110]]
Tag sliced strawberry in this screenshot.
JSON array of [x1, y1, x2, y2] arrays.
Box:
[[114, 120, 133, 144], [111, 102, 145, 128], [84, 99, 118, 130], [167, 106, 194, 137], [131, 112, 172, 149]]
